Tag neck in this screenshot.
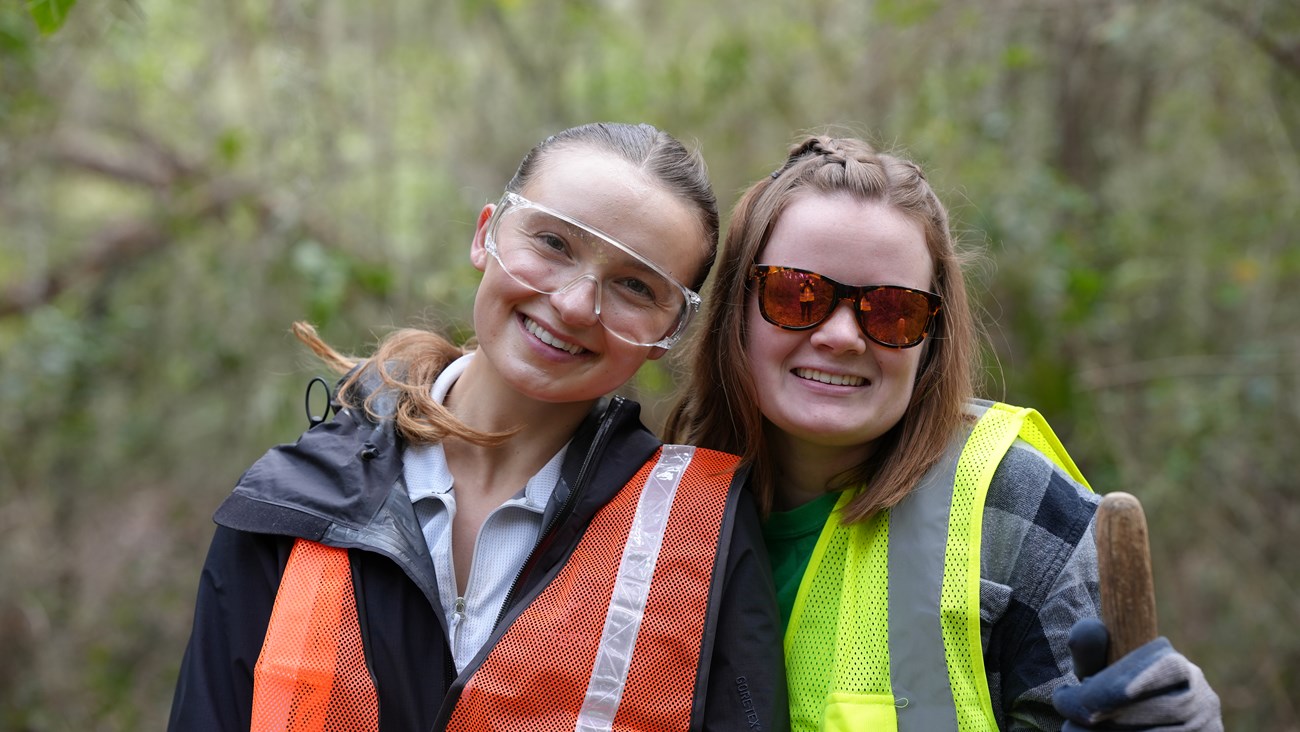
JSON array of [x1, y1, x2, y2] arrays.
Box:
[[439, 357, 594, 500], [766, 426, 876, 512]]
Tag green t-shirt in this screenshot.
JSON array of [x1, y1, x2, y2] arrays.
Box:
[[761, 491, 841, 632]]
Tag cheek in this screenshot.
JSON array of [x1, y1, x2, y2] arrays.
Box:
[[471, 279, 493, 325], [477, 267, 530, 310], [880, 348, 925, 400], [743, 312, 780, 373]]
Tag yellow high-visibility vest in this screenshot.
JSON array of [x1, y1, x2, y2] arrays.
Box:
[[786, 400, 1090, 732]]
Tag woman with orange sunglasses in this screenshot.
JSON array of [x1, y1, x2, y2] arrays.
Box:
[[666, 134, 1221, 731]]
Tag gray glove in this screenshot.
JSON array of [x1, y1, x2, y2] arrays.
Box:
[[1052, 618, 1223, 731]]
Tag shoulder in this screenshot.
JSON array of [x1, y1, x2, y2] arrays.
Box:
[[979, 443, 1103, 722], [981, 441, 1099, 587], [218, 397, 404, 536], [979, 441, 1102, 663]]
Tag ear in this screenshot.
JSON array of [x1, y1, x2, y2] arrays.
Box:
[[469, 204, 496, 272], [646, 346, 668, 361]]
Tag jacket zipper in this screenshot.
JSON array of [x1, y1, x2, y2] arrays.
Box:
[[489, 398, 624, 631], [450, 595, 466, 658]]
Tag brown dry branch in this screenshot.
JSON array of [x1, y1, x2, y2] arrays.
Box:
[[1199, 1, 1300, 78], [1, 137, 341, 317]]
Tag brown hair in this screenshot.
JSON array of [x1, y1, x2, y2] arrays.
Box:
[[299, 122, 720, 447], [663, 134, 979, 521]]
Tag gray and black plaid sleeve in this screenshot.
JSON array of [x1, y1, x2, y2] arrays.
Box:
[[980, 440, 1102, 731]]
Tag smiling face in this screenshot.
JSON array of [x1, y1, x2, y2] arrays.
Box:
[[468, 146, 708, 407], [745, 192, 934, 459]]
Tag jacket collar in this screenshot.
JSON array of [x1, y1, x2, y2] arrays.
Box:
[[214, 385, 659, 549], [213, 375, 661, 628]]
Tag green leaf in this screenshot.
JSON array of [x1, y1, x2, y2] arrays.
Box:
[[215, 128, 245, 165], [874, 0, 941, 27], [28, 0, 76, 35]]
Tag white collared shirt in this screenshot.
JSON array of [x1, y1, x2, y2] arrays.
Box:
[[404, 352, 568, 673]]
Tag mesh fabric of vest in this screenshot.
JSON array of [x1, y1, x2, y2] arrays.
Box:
[[447, 447, 736, 731], [785, 499, 892, 730], [252, 540, 379, 732], [943, 403, 1089, 729]]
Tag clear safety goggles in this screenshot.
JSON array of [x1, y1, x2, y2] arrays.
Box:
[[483, 192, 701, 349]]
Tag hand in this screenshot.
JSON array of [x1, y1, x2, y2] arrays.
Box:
[[1052, 618, 1223, 731]]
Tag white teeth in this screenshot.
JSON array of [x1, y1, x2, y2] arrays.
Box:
[[794, 368, 866, 387], [524, 317, 584, 355]]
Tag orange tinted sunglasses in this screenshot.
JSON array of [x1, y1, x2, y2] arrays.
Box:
[[750, 265, 941, 348]]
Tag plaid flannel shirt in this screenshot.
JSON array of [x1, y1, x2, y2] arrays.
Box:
[[981, 439, 1101, 731]]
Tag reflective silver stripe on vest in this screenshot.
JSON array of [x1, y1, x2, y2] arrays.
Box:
[[574, 444, 695, 732], [887, 404, 986, 731]]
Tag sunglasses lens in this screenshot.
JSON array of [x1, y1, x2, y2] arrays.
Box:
[[753, 266, 939, 348], [761, 269, 833, 327], [860, 288, 934, 346]]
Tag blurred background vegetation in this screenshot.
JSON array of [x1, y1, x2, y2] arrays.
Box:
[[2, 0, 1297, 728]]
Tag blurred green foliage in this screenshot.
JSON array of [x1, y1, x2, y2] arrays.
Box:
[[2, 0, 1298, 728], [27, 0, 77, 35]]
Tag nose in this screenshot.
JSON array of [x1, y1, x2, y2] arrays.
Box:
[[809, 301, 867, 355], [550, 274, 601, 327]]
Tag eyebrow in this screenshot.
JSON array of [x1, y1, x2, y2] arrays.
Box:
[[528, 210, 674, 282]]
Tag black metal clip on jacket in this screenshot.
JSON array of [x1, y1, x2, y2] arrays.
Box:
[[304, 376, 337, 428]]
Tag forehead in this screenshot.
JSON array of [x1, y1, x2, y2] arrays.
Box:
[[761, 193, 933, 289], [517, 148, 708, 285]]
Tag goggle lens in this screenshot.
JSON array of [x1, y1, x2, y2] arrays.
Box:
[[486, 193, 700, 348], [751, 265, 940, 348]]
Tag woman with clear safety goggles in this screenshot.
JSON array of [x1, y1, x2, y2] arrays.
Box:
[[666, 134, 1221, 732], [169, 122, 788, 732]]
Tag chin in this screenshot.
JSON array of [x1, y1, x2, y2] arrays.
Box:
[[801, 421, 893, 448]]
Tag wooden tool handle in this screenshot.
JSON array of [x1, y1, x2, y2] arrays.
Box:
[[1095, 491, 1159, 664]]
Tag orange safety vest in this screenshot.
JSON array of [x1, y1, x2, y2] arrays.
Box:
[[250, 445, 737, 732]]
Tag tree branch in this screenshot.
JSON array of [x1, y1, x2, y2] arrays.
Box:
[[1077, 352, 1293, 390], [0, 219, 167, 316], [1198, 1, 1300, 78], [1, 173, 339, 317]]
